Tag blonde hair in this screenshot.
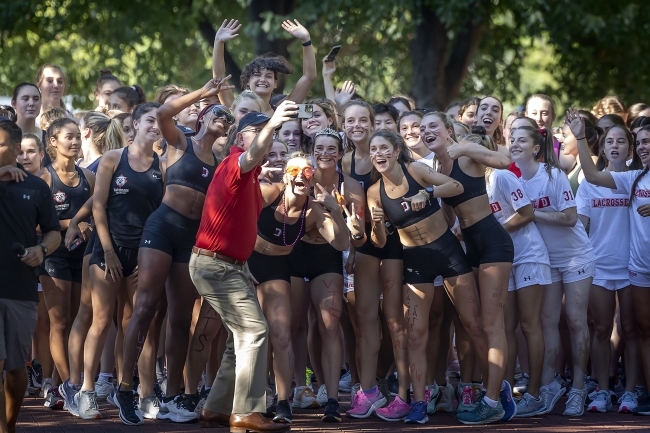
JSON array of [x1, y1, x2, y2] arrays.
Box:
[[593, 96, 626, 119], [39, 107, 69, 131], [231, 90, 263, 113], [82, 111, 125, 154]]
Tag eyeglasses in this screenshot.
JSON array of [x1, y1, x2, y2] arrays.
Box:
[[212, 106, 235, 125], [286, 165, 315, 179], [240, 128, 262, 135]]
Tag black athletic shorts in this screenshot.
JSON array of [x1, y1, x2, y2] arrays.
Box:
[[290, 241, 343, 280], [247, 250, 291, 284], [89, 236, 139, 277], [84, 230, 97, 257], [460, 213, 514, 268], [41, 255, 83, 283], [355, 223, 403, 260], [403, 229, 472, 285], [139, 203, 200, 263]]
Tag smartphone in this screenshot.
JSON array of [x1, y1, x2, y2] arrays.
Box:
[[325, 45, 342, 62], [296, 104, 314, 119]]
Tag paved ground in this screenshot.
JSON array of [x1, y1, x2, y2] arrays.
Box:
[[17, 392, 650, 433]]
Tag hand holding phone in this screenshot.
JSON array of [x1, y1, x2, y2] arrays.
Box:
[[325, 45, 342, 62]]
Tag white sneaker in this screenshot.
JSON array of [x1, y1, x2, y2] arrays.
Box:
[[339, 371, 352, 392], [167, 394, 199, 423], [587, 390, 611, 413], [618, 391, 637, 414], [425, 382, 440, 415], [139, 394, 160, 419], [513, 373, 529, 395], [539, 380, 566, 414], [316, 384, 328, 407], [563, 387, 587, 416], [292, 386, 319, 408], [436, 382, 455, 413], [40, 378, 52, 398], [515, 392, 546, 417], [95, 380, 113, 400]]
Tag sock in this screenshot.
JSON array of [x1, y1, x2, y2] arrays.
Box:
[[362, 385, 378, 396], [483, 395, 498, 408], [98, 372, 113, 383]]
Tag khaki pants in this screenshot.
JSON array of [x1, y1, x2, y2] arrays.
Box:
[[189, 253, 268, 414]]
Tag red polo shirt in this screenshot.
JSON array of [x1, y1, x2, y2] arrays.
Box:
[[195, 147, 263, 261]]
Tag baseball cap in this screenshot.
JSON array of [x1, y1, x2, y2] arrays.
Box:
[[237, 111, 270, 133]]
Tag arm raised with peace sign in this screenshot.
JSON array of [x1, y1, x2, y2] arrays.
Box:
[[309, 183, 350, 251]]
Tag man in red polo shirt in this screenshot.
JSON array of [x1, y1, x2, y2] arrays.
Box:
[[190, 102, 296, 432]]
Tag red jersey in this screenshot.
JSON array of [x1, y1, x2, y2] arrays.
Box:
[[195, 147, 263, 261]]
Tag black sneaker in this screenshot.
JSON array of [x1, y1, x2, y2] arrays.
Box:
[[273, 399, 292, 424], [116, 390, 143, 425], [31, 360, 43, 387], [387, 375, 399, 397], [322, 398, 341, 422], [153, 382, 165, 401]]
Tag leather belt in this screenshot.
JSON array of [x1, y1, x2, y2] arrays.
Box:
[[192, 247, 246, 266]]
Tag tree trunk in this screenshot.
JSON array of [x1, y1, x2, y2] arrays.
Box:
[[410, 2, 486, 110]]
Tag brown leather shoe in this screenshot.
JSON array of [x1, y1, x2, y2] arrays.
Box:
[[229, 412, 290, 432], [199, 408, 230, 427]]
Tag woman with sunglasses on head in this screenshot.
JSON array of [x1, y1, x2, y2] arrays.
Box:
[[117, 78, 232, 425], [340, 101, 409, 420], [247, 152, 350, 424], [366, 130, 477, 424], [509, 121, 595, 417], [575, 124, 642, 414], [567, 109, 650, 416], [288, 128, 365, 421], [212, 19, 316, 116], [421, 111, 516, 424]]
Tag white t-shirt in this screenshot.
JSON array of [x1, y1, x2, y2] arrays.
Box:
[[611, 169, 650, 273], [518, 164, 594, 268], [576, 175, 630, 280], [487, 170, 550, 267]]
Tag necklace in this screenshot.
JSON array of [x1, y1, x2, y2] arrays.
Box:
[[386, 171, 404, 192], [282, 192, 309, 247], [66, 170, 78, 179]]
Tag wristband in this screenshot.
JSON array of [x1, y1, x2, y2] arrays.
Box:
[[301, 39, 312, 47]]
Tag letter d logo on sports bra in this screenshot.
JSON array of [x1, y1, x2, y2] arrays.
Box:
[[401, 201, 410, 212]]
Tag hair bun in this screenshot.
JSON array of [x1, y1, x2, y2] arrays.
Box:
[[99, 68, 113, 77]]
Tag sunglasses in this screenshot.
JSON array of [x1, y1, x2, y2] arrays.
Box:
[[212, 105, 235, 125], [286, 165, 315, 179]]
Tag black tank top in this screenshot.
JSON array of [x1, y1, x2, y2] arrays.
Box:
[[257, 191, 308, 247], [107, 147, 164, 249], [441, 159, 487, 207], [350, 149, 373, 192], [47, 165, 91, 257], [380, 163, 440, 229], [165, 137, 218, 195]]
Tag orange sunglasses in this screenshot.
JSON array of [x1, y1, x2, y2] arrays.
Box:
[[286, 165, 315, 179]]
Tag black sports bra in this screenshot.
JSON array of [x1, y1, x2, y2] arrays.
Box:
[[350, 149, 373, 192], [257, 191, 308, 247], [165, 137, 218, 195], [380, 163, 440, 229], [441, 159, 487, 207]]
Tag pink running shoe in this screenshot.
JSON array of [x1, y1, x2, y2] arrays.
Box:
[[346, 387, 387, 418], [375, 396, 410, 421]]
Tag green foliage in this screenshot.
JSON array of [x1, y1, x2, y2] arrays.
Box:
[[1, 0, 649, 111]]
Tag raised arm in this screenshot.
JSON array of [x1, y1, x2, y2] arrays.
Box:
[[447, 140, 511, 169], [322, 57, 336, 103], [283, 20, 317, 104], [212, 19, 241, 108], [566, 107, 616, 189], [240, 100, 298, 173]]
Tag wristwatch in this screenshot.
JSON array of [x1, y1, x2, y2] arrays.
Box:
[[425, 186, 435, 198], [38, 243, 48, 256]]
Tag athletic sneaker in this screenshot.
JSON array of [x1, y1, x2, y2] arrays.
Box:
[[153, 381, 165, 401], [167, 394, 199, 423], [563, 387, 587, 416], [59, 380, 81, 416], [587, 390, 611, 413], [425, 383, 441, 415], [404, 400, 428, 424], [338, 371, 352, 393], [376, 395, 411, 421], [273, 399, 292, 424], [613, 379, 625, 401], [346, 386, 387, 418], [29, 360, 43, 388], [539, 380, 566, 414], [515, 392, 546, 417], [116, 390, 143, 425], [584, 376, 598, 394], [322, 398, 341, 422], [436, 382, 455, 413], [513, 373, 529, 396], [618, 391, 638, 414], [632, 401, 650, 416], [157, 395, 179, 420], [457, 384, 475, 413], [292, 385, 319, 408], [40, 378, 52, 398], [106, 385, 118, 406], [500, 380, 517, 421], [43, 386, 65, 410], [95, 380, 113, 400], [76, 390, 102, 420], [377, 378, 392, 403], [139, 394, 161, 419], [349, 383, 361, 408], [387, 375, 399, 397], [456, 397, 504, 425], [316, 384, 328, 407], [447, 359, 460, 376]]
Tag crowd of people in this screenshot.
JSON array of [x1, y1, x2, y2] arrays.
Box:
[[1, 17, 650, 433]]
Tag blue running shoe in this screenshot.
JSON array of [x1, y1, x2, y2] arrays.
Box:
[[457, 397, 504, 425], [500, 380, 517, 421], [404, 400, 428, 424]]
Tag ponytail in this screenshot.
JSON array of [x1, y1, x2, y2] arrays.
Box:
[[82, 111, 125, 154], [105, 118, 126, 151], [517, 126, 557, 178], [629, 166, 649, 207]]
